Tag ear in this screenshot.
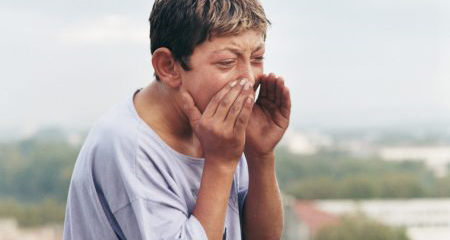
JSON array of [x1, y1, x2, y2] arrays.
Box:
[[151, 47, 182, 88]]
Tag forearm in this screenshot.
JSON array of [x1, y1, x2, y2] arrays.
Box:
[[243, 153, 284, 240], [193, 159, 237, 240]]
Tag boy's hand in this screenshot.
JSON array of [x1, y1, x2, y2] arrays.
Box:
[[181, 79, 255, 169], [245, 73, 291, 161]]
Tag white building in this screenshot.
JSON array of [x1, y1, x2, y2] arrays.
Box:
[[379, 146, 450, 177], [285, 131, 333, 155], [315, 198, 450, 240], [0, 218, 62, 240]]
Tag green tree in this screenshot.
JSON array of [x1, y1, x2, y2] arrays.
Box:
[[315, 215, 410, 240]]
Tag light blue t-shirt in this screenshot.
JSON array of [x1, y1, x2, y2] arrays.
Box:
[[63, 90, 249, 240]]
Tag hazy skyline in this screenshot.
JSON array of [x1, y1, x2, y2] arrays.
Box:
[[1, 0, 449, 133]]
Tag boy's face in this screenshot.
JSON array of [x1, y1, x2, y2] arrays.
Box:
[[179, 30, 265, 113]]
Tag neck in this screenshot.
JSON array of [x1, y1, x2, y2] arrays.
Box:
[[134, 81, 203, 158]]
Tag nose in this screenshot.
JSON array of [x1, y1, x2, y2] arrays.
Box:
[[238, 61, 256, 88]]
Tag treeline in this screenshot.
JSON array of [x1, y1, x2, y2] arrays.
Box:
[[0, 198, 66, 227], [0, 136, 78, 203], [275, 147, 450, 199], [0, 129, 79, 226], [315, 214, 409, 240], [1, 129, 450, 227]]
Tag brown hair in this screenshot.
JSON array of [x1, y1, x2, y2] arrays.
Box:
[[149, 0, 270, 80]]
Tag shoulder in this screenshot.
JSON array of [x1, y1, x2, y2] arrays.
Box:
[[75, 97, 143, 183], [87, 98, 140, 152], [74, 98, 147, 208]]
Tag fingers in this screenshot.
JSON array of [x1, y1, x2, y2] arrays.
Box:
[[267, 73, 276, 102], [202, 80, 237, 117], [269, 74, 291, 119], [270, 74, 291, 118], [280, 86, 291, 119], [258, 73, 277, 102], [234, 93, 255, 133], [259, 74, 268, 98], [275, 76, 285, 107], [180, 90, 202, 128], [214, 78, 249, 120], [225, 80, 254, 127], [257, 73, 290, 115]]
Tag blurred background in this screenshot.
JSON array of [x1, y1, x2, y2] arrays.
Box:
[[0, 0, 449, 239]]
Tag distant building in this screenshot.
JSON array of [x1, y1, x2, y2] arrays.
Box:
[[293, 200, 339, 240], [285, 131, 333, 155], [314, 198, 450, 240], [379, 146, 450, 176], [0, 218, 62, 240], [284, 198, 450, 240], [280, 197, 339, 240]]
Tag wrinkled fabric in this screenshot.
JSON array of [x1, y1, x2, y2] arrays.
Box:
[[64, 90, 249, 240]]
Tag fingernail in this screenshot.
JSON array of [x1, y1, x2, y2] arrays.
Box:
[[244, 82, 252, 90], [247, 96, 254, 104], [240, 79, 247, 86], [230, 80, 238, 87]]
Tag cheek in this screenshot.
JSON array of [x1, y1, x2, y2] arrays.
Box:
[[198, 85, 219, 112], [196, 67, 263, 111], [189, 74, 229, 113], [183, 65, 242, 113]]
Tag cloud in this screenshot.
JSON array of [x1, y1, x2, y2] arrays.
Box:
[[1, 0, 449, 130], [58, 15, 148, 45]]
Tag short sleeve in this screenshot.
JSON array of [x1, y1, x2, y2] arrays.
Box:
[[94, 137, 209, 240], [113, 198, 208, 240]]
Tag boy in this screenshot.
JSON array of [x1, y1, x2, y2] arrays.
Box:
[[63, 0, 291, 239]]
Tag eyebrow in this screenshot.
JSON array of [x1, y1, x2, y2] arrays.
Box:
[[212, 45, 265, 55]]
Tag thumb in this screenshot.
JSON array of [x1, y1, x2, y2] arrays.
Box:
[[180, 90, 202, 129]]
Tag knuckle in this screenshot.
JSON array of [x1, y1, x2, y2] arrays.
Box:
[[230, 104, 240, 114], [198, 121, 210, 132], [237, 115, 246, 125], [211, 95, 221, 105], [219, 99, 229, 108], [210, 126, 222, 136], [243, 100, 252, 109], [222, 131, 234, 141]]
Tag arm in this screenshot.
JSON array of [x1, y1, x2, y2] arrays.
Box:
[[193, 159, 237, 240], [242, 153, 283, 239], [243, 73, 291, 239], [181, 78, 256, 240]]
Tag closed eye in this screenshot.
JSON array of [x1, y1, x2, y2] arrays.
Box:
[[252, 56, 264, 64], [217, 60, 236, 68]]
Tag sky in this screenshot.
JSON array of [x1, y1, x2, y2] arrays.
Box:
[[1, 0, 449, 134]]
